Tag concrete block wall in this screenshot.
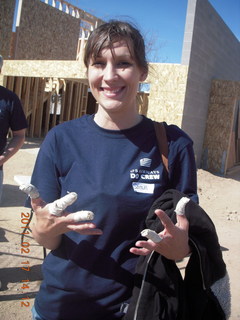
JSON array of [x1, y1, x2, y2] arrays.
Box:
[[14, 0, 80, 60], [0, 0, 15, 58], [147, 63, 189, 128], [181, 0, 240, 167]]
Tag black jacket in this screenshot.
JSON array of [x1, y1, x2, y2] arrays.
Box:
[[123, 189, 230, 320]]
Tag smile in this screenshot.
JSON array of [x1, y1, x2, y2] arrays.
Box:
[[101, 87, 124, 96]]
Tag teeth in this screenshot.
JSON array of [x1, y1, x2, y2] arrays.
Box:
[[103, 88, 121, 94]]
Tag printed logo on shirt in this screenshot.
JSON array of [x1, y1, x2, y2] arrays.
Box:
[[132, 182, 155, 194], [140, 158, 152, 167], [130, 169, 160, 180], [129, 159, 160, 193]]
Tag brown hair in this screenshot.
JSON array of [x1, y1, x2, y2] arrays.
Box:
[[84, 20, 148, 73]]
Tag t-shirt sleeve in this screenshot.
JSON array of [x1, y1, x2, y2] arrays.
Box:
[[167, 126, 198, 203], [169, 143, 198, 203], [26, 131, 61, 207]]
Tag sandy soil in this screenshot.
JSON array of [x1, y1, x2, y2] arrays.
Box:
[[0, 139, 240, 320]]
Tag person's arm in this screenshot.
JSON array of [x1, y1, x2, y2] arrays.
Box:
[[0, 129, 26, 166]]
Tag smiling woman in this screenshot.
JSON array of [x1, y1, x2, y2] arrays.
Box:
[[87, 40, 147, 128], [28, 20, 200, 320], [84, 21, 148, 129]]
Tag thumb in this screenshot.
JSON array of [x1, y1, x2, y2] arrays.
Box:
[[175, 211, 189, 230], [174, 197, 190, 229]]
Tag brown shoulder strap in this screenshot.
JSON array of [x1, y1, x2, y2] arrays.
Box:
[[153, 121, 169, 173]]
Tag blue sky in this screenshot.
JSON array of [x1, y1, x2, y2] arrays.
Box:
[[67, 0, 240, 63]]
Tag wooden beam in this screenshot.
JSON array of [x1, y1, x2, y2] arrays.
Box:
[[34, 78, 46, 137], [22, 77, 31, 116], [59, 80, 66, 124], [65, 81, 74, 121], [29, 78, 40, 137], [15, 77, 23, 99]]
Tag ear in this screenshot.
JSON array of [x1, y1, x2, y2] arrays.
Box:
[[139, 70, 148, 82]]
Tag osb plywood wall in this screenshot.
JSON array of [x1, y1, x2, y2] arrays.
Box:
[[147, 64, 188, 127], [2, 60, 87, 80], [15, 0, 80, 60], [0, 0, 15, 58], [203, 80, 240, 174]]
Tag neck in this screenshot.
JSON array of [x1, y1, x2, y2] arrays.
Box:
[[94, 110, 142, 130]]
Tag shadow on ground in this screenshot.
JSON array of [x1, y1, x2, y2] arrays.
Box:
[[0, 227, 8, 242], [0, 264, 42, 300], [226, 165, 240, 182], [0, 184, 27, 207], [21, 139, 43, 150]]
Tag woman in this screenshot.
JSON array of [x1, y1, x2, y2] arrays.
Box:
[[29, 20, 197, 320]]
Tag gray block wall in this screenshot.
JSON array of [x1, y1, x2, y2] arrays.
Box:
[[0, 0, 16, 58], [181, 0, 240, 167]]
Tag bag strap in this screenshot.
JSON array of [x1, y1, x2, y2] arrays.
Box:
[[153, 121, 169, 173]]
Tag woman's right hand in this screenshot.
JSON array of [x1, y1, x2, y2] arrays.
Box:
[[31, 196, 103, 250]]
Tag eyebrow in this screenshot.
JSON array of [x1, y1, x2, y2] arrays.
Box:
[[93, 51, 133, 61]]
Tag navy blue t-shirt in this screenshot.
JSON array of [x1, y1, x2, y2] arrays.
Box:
[[0, 85, 28, 156], [30, 115, 197, 320]]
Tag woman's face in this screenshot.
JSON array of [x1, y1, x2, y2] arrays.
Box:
[[87, 40, 147, 115]]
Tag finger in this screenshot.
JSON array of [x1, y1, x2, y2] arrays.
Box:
[[19, 183, 46, 210], [129, 246, 151, 256], [67, 222, 103, 235], [19, 183, 40, 199], [64, 211, 94, 223], [141, 229, 163, 243], [48, 192, 78, 216], [136, 239, 159, 251], [19, 183, 79, 216], [154, 209, 175, 232]]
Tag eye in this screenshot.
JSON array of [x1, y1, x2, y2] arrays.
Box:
[[91, 61, 105, 67], [117, 61, 132, 68]]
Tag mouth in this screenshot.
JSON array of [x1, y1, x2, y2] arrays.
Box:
[[100, 86, 125, 97]]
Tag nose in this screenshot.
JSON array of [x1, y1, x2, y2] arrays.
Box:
[[103, 63, 118, 81]]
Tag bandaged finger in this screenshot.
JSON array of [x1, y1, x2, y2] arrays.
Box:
[[72, 210, 94, 222], [47, 192, 78, 216], [141, 229, 163, 243], [174, 197, 190, 216], [19, 183, 40, 199]]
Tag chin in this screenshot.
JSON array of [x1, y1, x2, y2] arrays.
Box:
[[100, 102, 125, 112]]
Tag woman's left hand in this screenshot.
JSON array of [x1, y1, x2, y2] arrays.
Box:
[[130, 209, 191, 261]]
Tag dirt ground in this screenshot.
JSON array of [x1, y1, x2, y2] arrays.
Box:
[[0, 138, 240, 320]]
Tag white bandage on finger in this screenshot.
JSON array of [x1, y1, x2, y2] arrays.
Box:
[[48, 192, 78, 216], [141, 229, 163, 243], [19, 183, 40, 199], [73, 210, 94, 222], [174, 197, 190, 216]]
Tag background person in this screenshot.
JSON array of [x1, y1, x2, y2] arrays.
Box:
[[28, 20, 198, 320], [0, 55, 28, 203]]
